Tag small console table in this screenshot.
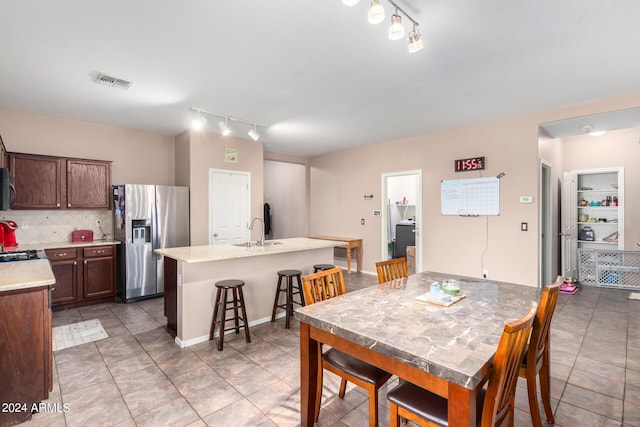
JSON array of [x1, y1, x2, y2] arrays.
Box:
[[310, 236, 362, 275]]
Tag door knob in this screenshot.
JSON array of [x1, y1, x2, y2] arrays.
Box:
[[213, 233, 219, 237]]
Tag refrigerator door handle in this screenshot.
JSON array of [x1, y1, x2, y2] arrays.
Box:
[[152, 199, 160, 260]]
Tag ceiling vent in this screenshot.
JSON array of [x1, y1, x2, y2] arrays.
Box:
[[95, 73, 133, 90]]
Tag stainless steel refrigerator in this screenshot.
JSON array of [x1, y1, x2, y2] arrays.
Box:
[[113, 184, 189, 302]]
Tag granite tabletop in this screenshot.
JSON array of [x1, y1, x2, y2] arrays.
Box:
[[154, 237, 343, 264], [294, 271, 541, 390], [0, 259, 56, 292]]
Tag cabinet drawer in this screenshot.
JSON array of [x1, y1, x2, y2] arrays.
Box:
[[45, 248, 77, 260], [83, 246, 114, 258]]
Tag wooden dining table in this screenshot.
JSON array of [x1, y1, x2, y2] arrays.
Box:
[[295, 271, 540, 427]]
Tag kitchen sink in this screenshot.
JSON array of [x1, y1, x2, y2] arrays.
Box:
[[231, 242, 257, 247], [231, 241, 282, 247]]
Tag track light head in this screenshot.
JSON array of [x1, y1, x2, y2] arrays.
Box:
[[218, 118, 231, 136], [248, 125, 260, 141], [388, 12, 404, 40], [408, 27, 424, 53], [368, 0, 385, 24], [192, 111, 206, 130]]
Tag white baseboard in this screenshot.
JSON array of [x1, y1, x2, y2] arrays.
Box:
[[174, 312, 287, 348]]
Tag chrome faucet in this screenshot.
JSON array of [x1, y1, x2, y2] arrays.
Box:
[[249, 217, 265, 246]]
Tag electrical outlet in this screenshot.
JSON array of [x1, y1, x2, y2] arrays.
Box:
[[96, 220, 101, 227], [482, 269, 488, 278]]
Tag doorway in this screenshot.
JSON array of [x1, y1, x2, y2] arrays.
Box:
[[208, 169, 251, 244], [381, 170, 422, 273], [539, 161, 552, 287], [263, 160, 306, 239]]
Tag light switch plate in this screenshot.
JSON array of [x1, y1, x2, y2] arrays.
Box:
[[519, 196, 533, 203]]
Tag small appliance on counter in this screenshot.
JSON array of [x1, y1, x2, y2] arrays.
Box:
[[0, 220, 18, 247], [72, 229, 94, 243]]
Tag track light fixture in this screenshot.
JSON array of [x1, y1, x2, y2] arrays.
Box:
[[192, 110, 206, 130], [368, 0, 385, 24], [408, 23, 423, 53], [388, 9, 404, 40], [191, 108, 265, 141], [347, 0, 422, 53], [248, 124, 260, 141], [217, 118, 231, 136]]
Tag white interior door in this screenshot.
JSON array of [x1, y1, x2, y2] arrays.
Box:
[[561, 171, 577, 278], [209, 169, 250, 244]]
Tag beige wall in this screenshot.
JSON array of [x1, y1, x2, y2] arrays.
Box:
[[185, 130, 264, 246], [310, 93, 640, 287], [561, 127, 640, 250], [0, 108, 175, 185]]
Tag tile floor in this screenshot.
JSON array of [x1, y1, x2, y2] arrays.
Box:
[[22, 272, 640, 426]]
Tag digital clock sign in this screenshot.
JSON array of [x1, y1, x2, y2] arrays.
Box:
[[455, 156, 485, 172]]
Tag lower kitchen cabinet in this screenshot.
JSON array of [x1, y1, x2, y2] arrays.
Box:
[[46, 245, 115, 310], [83, 246, 115, 299], [0, 285, 52, 426]]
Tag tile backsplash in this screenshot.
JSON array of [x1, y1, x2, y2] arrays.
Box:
[[1, 210, 113, 244]]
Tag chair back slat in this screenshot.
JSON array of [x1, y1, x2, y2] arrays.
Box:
[[529, 276, 562, 368], [375, 257, 409, 284], [482, 301, 537, 427], [302, 267, 346, 304]]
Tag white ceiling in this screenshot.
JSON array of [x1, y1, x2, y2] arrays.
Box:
[[2, 1, 640, 156]]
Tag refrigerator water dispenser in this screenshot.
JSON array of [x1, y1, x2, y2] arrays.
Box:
[[132, 219, 151, 244]]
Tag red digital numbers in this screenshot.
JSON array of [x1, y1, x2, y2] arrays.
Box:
[[455, 156, 485, 172]]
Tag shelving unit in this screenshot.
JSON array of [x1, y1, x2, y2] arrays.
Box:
[[576, 170, 623, 250]]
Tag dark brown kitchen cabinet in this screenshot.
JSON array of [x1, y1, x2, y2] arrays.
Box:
[[46, 245, 116, 310], [8, 152, 111, 210], [83, 246, 115, 298], [67, 159, 111, 209], [46, 248, 79, 305], [0, 285, 52, 426], [8, 153, 63, 209]]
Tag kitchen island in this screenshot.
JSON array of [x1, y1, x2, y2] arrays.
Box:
[[156, 237, 342, 347], [0, 259, 55, 427]]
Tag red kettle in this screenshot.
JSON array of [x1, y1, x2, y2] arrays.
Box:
[[0, 220, 18, 247]]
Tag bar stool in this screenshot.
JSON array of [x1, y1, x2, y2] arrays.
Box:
[[313, 263, 335, 273], [209, 279, 251, 351], [271, 269, 305, 329]]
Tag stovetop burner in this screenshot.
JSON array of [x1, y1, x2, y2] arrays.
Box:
[[0, 249, 43, 262]]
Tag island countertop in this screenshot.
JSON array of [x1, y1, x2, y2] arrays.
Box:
[[0, 259, 56, 292], [155, 237, 343, 264]]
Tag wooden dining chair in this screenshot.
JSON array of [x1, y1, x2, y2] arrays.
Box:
[[518, 276, 561, 427], [387, 301, 538, 427], [375, 257, 409, 283], [301, 267, 392, 427]]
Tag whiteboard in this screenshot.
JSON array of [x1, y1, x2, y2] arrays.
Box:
[[441, 177, 500, 216]]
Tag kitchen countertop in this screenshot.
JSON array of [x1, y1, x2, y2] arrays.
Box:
[[155, 237, 343, 264], [0, 259, 56, 292], [7, 240, 120, 252]]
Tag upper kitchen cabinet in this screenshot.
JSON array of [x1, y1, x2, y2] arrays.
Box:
[[9, 153, 63, 209], [8, 152, 112, 210], [67, 159, 111, 209]]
